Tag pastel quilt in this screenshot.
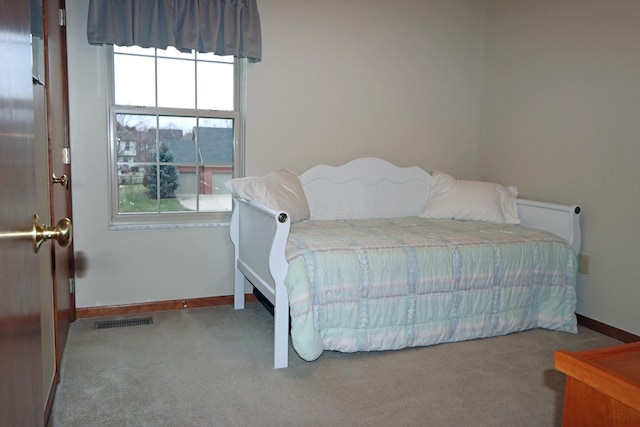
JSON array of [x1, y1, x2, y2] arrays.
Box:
[[284, 217, 577, 361]]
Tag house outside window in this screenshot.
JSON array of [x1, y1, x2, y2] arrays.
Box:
[[108, 45, 245, 227]]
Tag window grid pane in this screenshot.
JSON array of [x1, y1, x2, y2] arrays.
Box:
[[197, 61, 234, 110], [114, 55, 156, 106], [157, 58, 195, 108]]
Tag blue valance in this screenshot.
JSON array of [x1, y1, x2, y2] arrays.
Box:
[[87, 0, 262, 62]]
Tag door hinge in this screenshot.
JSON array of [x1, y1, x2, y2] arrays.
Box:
[[59, 9, 66, 27], [69, 278, 75, 294], [62, 147, 71, 165]]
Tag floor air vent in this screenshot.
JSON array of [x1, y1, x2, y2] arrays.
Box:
[[94, 317, 153, 330]]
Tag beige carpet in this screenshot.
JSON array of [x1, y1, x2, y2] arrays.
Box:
[[48, 303, 620, 427]]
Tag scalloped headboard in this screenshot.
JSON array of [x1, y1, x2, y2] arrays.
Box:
[[297, 158, 581, 253], [299, 157, 432, 220]]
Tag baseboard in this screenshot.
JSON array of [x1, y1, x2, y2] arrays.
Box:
[[577, 314, 640, 343], [76, 294, 258, 319], [76, 299, 639, 344]]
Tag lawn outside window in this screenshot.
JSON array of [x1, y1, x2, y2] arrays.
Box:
[[108, 45, 245, 228]]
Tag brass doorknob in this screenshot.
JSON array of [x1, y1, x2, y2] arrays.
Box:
[[52, 173, 68, 188], [0, 214, 73, 253], [33, 215, 72, 252]]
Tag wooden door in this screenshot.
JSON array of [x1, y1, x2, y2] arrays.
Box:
[[0, 0, 45, 425], [44, 0, 75, 378]]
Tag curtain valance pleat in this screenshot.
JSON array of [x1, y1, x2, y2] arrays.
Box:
[[87, 0, 262, 62]]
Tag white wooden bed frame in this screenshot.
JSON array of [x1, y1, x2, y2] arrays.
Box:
[[230, 158, 581, 369]]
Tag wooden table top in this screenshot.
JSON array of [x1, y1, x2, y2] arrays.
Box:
[[555, 341, 640, 411]]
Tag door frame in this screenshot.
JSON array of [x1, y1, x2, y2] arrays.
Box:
[[44, 0, 75, 364]]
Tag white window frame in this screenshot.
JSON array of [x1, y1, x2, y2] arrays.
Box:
[[106, 46, 246, 229]]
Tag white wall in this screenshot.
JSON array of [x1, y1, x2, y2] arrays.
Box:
[[479, 0, 640, 335], [247, 0, 488, 177], [67, 0, 488, 307]]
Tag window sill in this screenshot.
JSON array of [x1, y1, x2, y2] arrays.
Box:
[[108, 211, 231, 230]]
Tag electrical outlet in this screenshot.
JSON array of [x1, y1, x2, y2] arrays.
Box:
[[578, 254, 591, 275]]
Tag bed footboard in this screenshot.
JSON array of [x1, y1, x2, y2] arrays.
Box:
[[230, 198, 291, 368]]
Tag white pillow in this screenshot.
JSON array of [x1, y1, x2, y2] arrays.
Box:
[[421, 170, 520, 224], [225, 169, 310, 223]]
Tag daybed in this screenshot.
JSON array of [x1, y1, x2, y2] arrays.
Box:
[[229, 158, 581, 369]]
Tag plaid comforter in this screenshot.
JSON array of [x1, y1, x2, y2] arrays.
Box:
[[284, 217, 577, 361]]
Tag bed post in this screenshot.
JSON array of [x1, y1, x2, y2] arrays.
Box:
[[230, 199, 245, 310], [273, 288, 289, 369], [270, 212, 291, 369]]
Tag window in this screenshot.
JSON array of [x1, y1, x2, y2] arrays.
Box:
[[108, 45, 244, 227]]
